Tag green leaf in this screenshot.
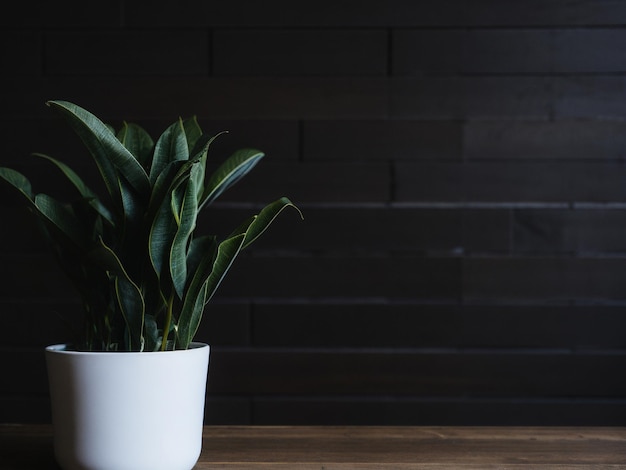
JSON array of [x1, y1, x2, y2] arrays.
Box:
[[116, 173, 147, 278], [148, 168, 191, 280], [143, 314, 160, 352], [201, 232, 246, 304], [115, 276, 145, 351], [149, 201, 178, 281], [170, 169, 199, 298], [88, 238, 145, 351], [188, 131, 229, 203], [199, 148, 264, 209], [46, 100, 151, 199], [34, 194, 86, 248], [190, 130, 228, 159], [177, 233, 246, 349], [238, 197, 303, 250], [117, 122, 155, 172], [182, 116, 202, 155], [145, 160, 187, 223], [177, 283, 207, 351], [149, 118, 189, 184], [185, 235, 218, 288], [34, 153, 114, 225], [0, 167, 34, 201]]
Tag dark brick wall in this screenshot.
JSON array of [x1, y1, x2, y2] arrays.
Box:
[[1, 0, 626, 425]]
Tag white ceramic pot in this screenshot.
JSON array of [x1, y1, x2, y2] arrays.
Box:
[[45, 342, 210, 470]]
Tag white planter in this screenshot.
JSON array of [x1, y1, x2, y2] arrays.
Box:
[[45, 342, 210, 470]]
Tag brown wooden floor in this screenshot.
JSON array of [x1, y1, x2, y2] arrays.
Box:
[[2, 424, 626, 469]]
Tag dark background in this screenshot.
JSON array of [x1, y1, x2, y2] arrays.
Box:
[[2, 0, 626, 425]]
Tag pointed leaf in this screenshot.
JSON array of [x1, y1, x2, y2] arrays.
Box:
[[46, 100, 151, 197], [148, 170, 191, 280], [188, 131, 228, 203], [238, 197, 303, 250], [149, 201, 178, 280], [115, 276, 145, 351], [182, 116, 202, 155], [190, 130, 228, 159], [146, 160, 188, 223], [185, 235, 218, 289], [177, 233, 246, 348], [199, 148, 264, 209], [170, 170, 199, 298], [143, 314, 160, 352], [118, 172, 145, 229], [117, 122, 155, 171], [88, 238, 145, 351], [0, 167, 34, 201], [149, 118, 189, 183], [34, 153, 114, 225], [177, 283, 207, 350], [34, 194, 86, 248]]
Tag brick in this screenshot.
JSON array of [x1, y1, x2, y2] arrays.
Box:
[[395, 162, 465, 202], [194, 301, 252, 347], [461, 30, 553, 74], [390, 77, 552, 119], [216, 255, 462, 300], [200, 206, 508, 255], [303, 120, 463, 160], [513, 208, 626, 254], [464, 119, 626, 160], [125, 0, 626, 27], [252, 302, 626, 349], [393, 29, 553, 76], [464, 257, 626, 302], [45, 30, 210, 76], [211, 161, 390, 203], [555, 76, 626, 119], [205, 397, 251, 425], [2, 0, 121, 27], [555, 29, 626, 73], [393, 30, 463, 76], [395, 161, 626, 203], [463, 209, 510, 253], [0, 77, 387, 120], [252, 397, 626, 426], [125, 0, 456, 27], [202, 206, 465, 254], [200, 119, 300, 160], [457, 304, 626, 350], [448, 0, 626, 27], [214, 29, 387, 77], [206, 348, 626, 396]]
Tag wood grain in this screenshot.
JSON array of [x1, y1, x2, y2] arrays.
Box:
[[2, 425, 625, 469]]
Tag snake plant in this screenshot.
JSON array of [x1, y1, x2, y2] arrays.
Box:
[[0, 100, 301, 351]]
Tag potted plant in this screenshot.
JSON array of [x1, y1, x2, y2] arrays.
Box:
[[0, 100, 301, 470]]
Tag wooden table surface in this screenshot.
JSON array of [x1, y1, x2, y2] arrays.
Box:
[[1, 424, 626, 469]]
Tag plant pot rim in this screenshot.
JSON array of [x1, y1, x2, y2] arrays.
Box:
[[45, 342, 209, 355]]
